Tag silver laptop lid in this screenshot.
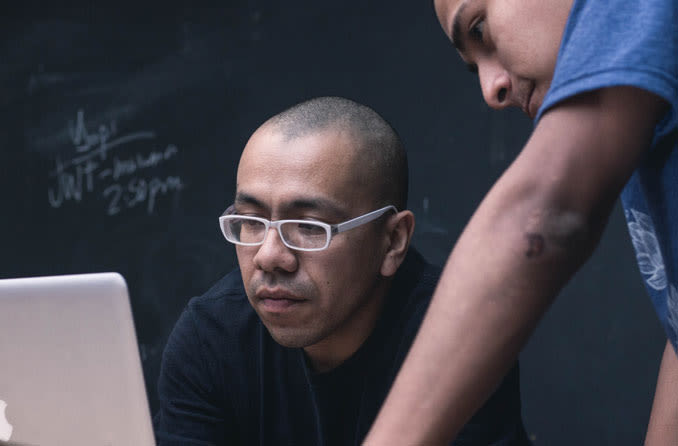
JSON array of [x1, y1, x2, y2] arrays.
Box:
[[0, 273, 155, 446]]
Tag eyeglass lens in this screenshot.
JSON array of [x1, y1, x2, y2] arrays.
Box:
[[224, 217, 329, 249]]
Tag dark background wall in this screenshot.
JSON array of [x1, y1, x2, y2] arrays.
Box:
[[0, 2, 667, 444]]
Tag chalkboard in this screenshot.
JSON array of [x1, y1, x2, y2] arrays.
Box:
[[1, 3, 667, 443]]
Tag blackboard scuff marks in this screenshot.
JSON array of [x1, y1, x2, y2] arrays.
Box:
[[47, 108, 184, 216]]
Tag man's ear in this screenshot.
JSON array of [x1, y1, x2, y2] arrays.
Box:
[[380, 210, 415, 277]]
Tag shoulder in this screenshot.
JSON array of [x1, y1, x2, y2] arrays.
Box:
[[155, 269, 264, 442], [391, 252, 529, 444], [163, 268, 262, 371], [372, 248, 441, 362], [185, 268, 257, 332], [539, 0, 677, 128], [158, 268, 265, 405], [392, 248, 442, 318]]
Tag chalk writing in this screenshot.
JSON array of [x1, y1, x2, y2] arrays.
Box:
[[103, 175, 184, 216], [47, 158, 99, 208], [48, 109, 184, 216], [98, 144, 179, 181], [70, 109, 117, 152]]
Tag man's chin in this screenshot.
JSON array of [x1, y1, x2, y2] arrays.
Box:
[[265, 325, 319, 349]]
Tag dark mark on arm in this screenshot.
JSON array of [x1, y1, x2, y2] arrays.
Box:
[[525, 233, 545, 258]]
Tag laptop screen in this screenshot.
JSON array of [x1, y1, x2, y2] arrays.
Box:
[[0, 273, 155, 446]]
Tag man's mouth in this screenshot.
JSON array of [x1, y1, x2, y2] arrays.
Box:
[[256, 288, 307, 312]]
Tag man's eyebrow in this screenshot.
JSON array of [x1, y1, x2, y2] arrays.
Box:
[[234, 192, 267, 210], [281, 198, 348, 219], [234, 193, 348, 219], [451, 0, 471, 53]]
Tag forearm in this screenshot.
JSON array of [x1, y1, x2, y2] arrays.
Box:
[[645, 341, 678, 446], [365, 88, 664, 445], [364, 167, 604, 444]]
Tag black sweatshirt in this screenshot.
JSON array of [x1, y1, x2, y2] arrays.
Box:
[[155, 249, 530, 445]]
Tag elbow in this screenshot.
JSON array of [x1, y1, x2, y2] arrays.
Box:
[[521, 205, 607, 264]]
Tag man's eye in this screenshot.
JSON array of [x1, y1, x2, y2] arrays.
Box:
[[469, 18, 485, 42], [297, 223, 326, 235], [241, 219, 262, 228]]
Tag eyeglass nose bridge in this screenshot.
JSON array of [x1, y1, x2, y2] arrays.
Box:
[[257, 220, 294, 250], [234, 219, 328, 252]]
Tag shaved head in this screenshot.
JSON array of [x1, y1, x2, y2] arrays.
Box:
[[234, 97, 414, 357], [261, 96, 409, 210]]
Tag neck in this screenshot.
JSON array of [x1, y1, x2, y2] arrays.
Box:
[[304, 279, 390, 373]]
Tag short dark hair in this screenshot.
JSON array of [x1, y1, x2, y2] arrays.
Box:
[[265, 96, 409, 210]]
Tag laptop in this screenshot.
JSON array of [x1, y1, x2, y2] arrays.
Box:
[[0, 273, 155, 446]]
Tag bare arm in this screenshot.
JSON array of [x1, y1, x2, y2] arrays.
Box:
[[364, 87, 667, 444], [645, 341, 678, 445]]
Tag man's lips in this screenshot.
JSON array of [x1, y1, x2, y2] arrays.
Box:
[[255, 288, 305, 301], [255, 288, 307, 312]]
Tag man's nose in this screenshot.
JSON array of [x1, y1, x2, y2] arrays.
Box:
[[478, 60, 511, 110], [252, 227, 298, 273]]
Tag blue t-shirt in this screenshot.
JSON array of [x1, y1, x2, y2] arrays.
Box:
[[536, 0, 678, 348]]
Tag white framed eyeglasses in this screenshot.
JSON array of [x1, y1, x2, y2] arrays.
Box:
[[218, 205, 397, 251]]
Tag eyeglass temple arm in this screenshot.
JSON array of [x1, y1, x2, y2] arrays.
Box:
[[333, 205, 397, 234]]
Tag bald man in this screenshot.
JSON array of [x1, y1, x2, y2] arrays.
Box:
[[154, 97, 529, 445]]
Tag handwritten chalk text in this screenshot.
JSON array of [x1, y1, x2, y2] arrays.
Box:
[[48, 109, 184, 216], [103, 175, 184, 216]]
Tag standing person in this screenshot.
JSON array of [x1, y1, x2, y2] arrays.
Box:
[[154, 96, 529, 445], [366, 0, 678, 444]]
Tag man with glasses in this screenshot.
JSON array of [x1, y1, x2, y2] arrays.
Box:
[[154, 96, 529, 445]]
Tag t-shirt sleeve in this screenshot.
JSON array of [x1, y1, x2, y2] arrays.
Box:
[[154, 303, 232, 445], [536, 0, 678, 137]]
